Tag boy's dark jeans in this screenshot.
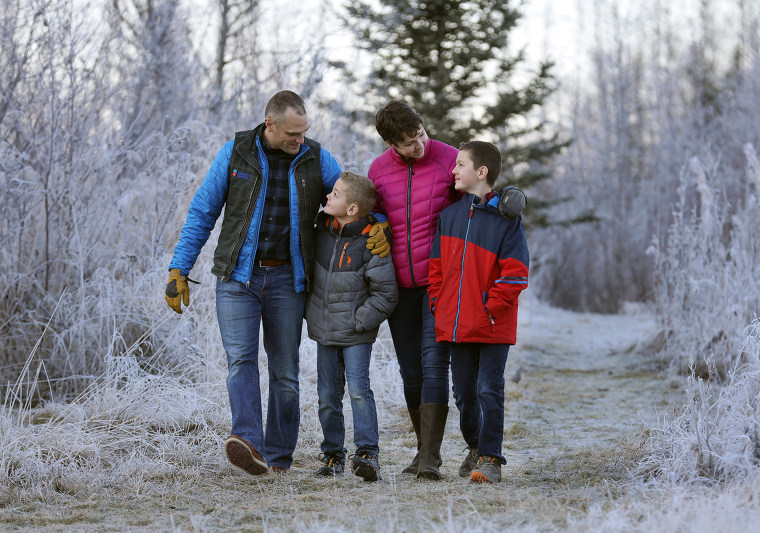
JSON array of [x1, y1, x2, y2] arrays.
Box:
[[317, 343, 379, 456], [387, 287, 451, 408], [450, 343, 510, 464]]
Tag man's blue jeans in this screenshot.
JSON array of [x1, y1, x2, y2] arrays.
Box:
[[387, 287, 451, 408], [215, 265, 306, 469], [450, 343, 510, 464], [316, 343, 379, 456]]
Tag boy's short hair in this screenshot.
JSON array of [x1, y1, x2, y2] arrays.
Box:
[[459, 141, 502, 187], [375, 101, 424, 145], [340, 172, 377, 217], [265, 90, 306, 123]]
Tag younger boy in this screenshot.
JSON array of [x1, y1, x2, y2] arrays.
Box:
[[428, 142, 529, 484], [305, 172, 398, 481]]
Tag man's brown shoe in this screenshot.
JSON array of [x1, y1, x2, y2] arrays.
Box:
[[225, 435, 268, 476]]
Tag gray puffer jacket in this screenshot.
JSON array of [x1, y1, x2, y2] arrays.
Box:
[[305, 213, 398, 346]]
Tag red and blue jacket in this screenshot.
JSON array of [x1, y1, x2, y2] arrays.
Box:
[[428, 192, 529, 344]]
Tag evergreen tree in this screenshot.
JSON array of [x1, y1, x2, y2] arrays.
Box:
[[341, 0, 570, 219]]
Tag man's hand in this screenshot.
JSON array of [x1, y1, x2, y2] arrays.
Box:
[[367, 221, 391, 257], [165, 269, 190, 314]]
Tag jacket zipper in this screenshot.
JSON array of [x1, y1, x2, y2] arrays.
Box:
[[324, 226, 343, 325], [228, 168, 260, 282], [453, 201, 476, 341], [406, 162, 417, 287], [299, 176, 313, 290]]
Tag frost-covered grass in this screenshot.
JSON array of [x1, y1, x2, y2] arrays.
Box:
[[568, 479, 760, 532], [0, 296, 685, 532], [0, 305, 228, 504], [0, 258, 409, 508], [4, 291, 760, 531], [639, 319, 760, 485]]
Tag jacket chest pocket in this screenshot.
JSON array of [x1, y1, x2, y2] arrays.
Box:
[[229, 165, 257, 182], [225, 166, 261, 216]]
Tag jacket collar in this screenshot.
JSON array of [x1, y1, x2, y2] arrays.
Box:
[[463, 191, 501, 211], [316, 212, 372, 237]]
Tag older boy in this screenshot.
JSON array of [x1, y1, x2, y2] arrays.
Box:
[[428, 142, 529, 483], [305, 172, 398, 481]]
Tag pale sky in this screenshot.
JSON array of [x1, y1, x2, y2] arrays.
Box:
[[514, 0, 744, 81], [313, 0, 745, 85]]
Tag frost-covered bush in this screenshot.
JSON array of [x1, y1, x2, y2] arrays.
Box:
[[0, 0, 367, 399], [640, 319, 760, 483], [534, 4, 760, 313], [647, 145, 760, 373], [0, 120, 222, 396]]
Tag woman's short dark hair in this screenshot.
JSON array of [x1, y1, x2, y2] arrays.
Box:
[[375, 101, 424, 145]]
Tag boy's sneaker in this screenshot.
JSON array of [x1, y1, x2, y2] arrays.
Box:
[[350, 450, 381, 482], [316, 453, 345, 476], [469, 456, 502, 484], [225, 435, 268, 476], [458, 446, 479, 478]]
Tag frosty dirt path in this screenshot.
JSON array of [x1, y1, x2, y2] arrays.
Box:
[[2, 299, 678, 531]]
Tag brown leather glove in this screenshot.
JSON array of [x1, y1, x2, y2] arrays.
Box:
[[165, 269, 190, 314], [366, 221, 391, 258]]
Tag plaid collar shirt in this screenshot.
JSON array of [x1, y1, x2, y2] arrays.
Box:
[[256, 137, 296, 262]]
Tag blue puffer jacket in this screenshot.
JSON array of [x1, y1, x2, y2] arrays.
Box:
[[169, 127, 342, 292]]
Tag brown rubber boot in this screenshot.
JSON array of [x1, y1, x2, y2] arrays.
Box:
[[416, 403, 449, 480], [401, 408, 422, 474]]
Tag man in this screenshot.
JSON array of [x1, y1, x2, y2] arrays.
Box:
[[164, 91, 388, 475]]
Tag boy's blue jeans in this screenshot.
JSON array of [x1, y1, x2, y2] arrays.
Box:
[[450, 343, 510, 464], [317, 343, 379, 456], [215, 266, 306, 470], [387, 287, 451, 407]]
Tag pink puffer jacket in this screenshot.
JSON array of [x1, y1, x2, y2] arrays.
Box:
[[368, 139, 459, 288]]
